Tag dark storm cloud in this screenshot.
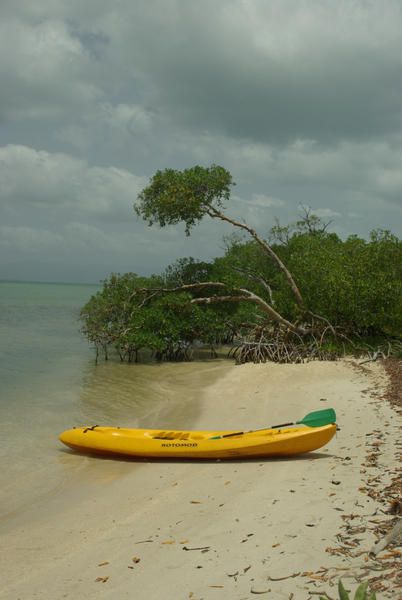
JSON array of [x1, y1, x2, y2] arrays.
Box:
[[109, 1, 402, 144], [0, 0, 402, 282]]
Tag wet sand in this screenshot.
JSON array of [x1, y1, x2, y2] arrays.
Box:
[[0, 359, 231, 524], [0, 360, 400, 599]]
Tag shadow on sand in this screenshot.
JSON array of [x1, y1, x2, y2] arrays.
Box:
[[58, 447, 333, 464]]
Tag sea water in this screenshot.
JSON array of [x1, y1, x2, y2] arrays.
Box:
[[0, 281, 228, 524]]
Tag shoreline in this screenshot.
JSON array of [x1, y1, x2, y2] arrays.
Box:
[[0, 359, 232, 527], [1, 359, 400, 599]]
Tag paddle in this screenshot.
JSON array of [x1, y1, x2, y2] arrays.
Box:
[[209, 408, 336, 439]]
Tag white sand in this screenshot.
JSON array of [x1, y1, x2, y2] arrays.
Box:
[[1, 360, 400, 599]]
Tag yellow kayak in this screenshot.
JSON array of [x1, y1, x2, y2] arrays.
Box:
[[59, 423, 336, 459]]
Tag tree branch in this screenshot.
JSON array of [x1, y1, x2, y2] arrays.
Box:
[[232, 266, 275, 306], [192, 291, 306, 334], [305, 310, 337, 337], [133, 281, 308, 335], [206, 207, 304, 306], [134, 282, 228, 295]]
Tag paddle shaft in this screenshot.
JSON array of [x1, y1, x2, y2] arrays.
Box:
[[220, 421, 295, 439]]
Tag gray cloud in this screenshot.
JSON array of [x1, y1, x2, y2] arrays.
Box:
[[94, 1, 402, 145], [0, 145, 145, 222], [0, 18, 100, 123], [0, 0, 402, 282]]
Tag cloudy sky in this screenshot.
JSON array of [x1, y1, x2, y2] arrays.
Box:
[[1, 0, 402, 283]]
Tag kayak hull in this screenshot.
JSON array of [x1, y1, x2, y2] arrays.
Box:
[[59, 423, 336, 459]]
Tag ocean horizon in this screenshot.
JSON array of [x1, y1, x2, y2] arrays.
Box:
[[0, 278, 102, 286]]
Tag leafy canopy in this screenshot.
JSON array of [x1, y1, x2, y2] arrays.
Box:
[[135, 164, 234, 235]]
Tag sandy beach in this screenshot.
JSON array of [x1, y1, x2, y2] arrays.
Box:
[[1, 359, 400, 599]]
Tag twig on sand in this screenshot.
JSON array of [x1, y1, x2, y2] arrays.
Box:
[[308, 592, 334, 600], [268, 572, 301, 581], [369, 519, 402, 556]]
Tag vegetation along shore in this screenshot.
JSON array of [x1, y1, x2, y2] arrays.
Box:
[[81, 165, 402, 366]]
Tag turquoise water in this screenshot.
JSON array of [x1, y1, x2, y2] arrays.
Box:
[[0, 281, 227, 523], [0, 282, 100, 519]]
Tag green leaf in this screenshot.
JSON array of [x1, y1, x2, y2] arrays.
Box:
[[338, 580, 350, 600], [367, 592, 376, 600], [354, 582, 369, 600]]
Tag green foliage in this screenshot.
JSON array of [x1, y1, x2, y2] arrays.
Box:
[[81, 222, 402, 362], [319, 579, 376, 600], [163, 257, 215, 286], [84, 161, 402, 362], [221, 225, 402, 338], [80, 267, 247, 362], [162, 255, 260, 342], [80, 272, 165, 362], [282, 229, 402, 336], [135, 164, 234, 235]]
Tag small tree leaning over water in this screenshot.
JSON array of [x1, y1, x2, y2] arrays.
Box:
[[134, 165, 343, 363]]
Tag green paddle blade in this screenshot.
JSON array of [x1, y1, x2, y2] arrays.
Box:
[[297, 408, 336, 427]]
